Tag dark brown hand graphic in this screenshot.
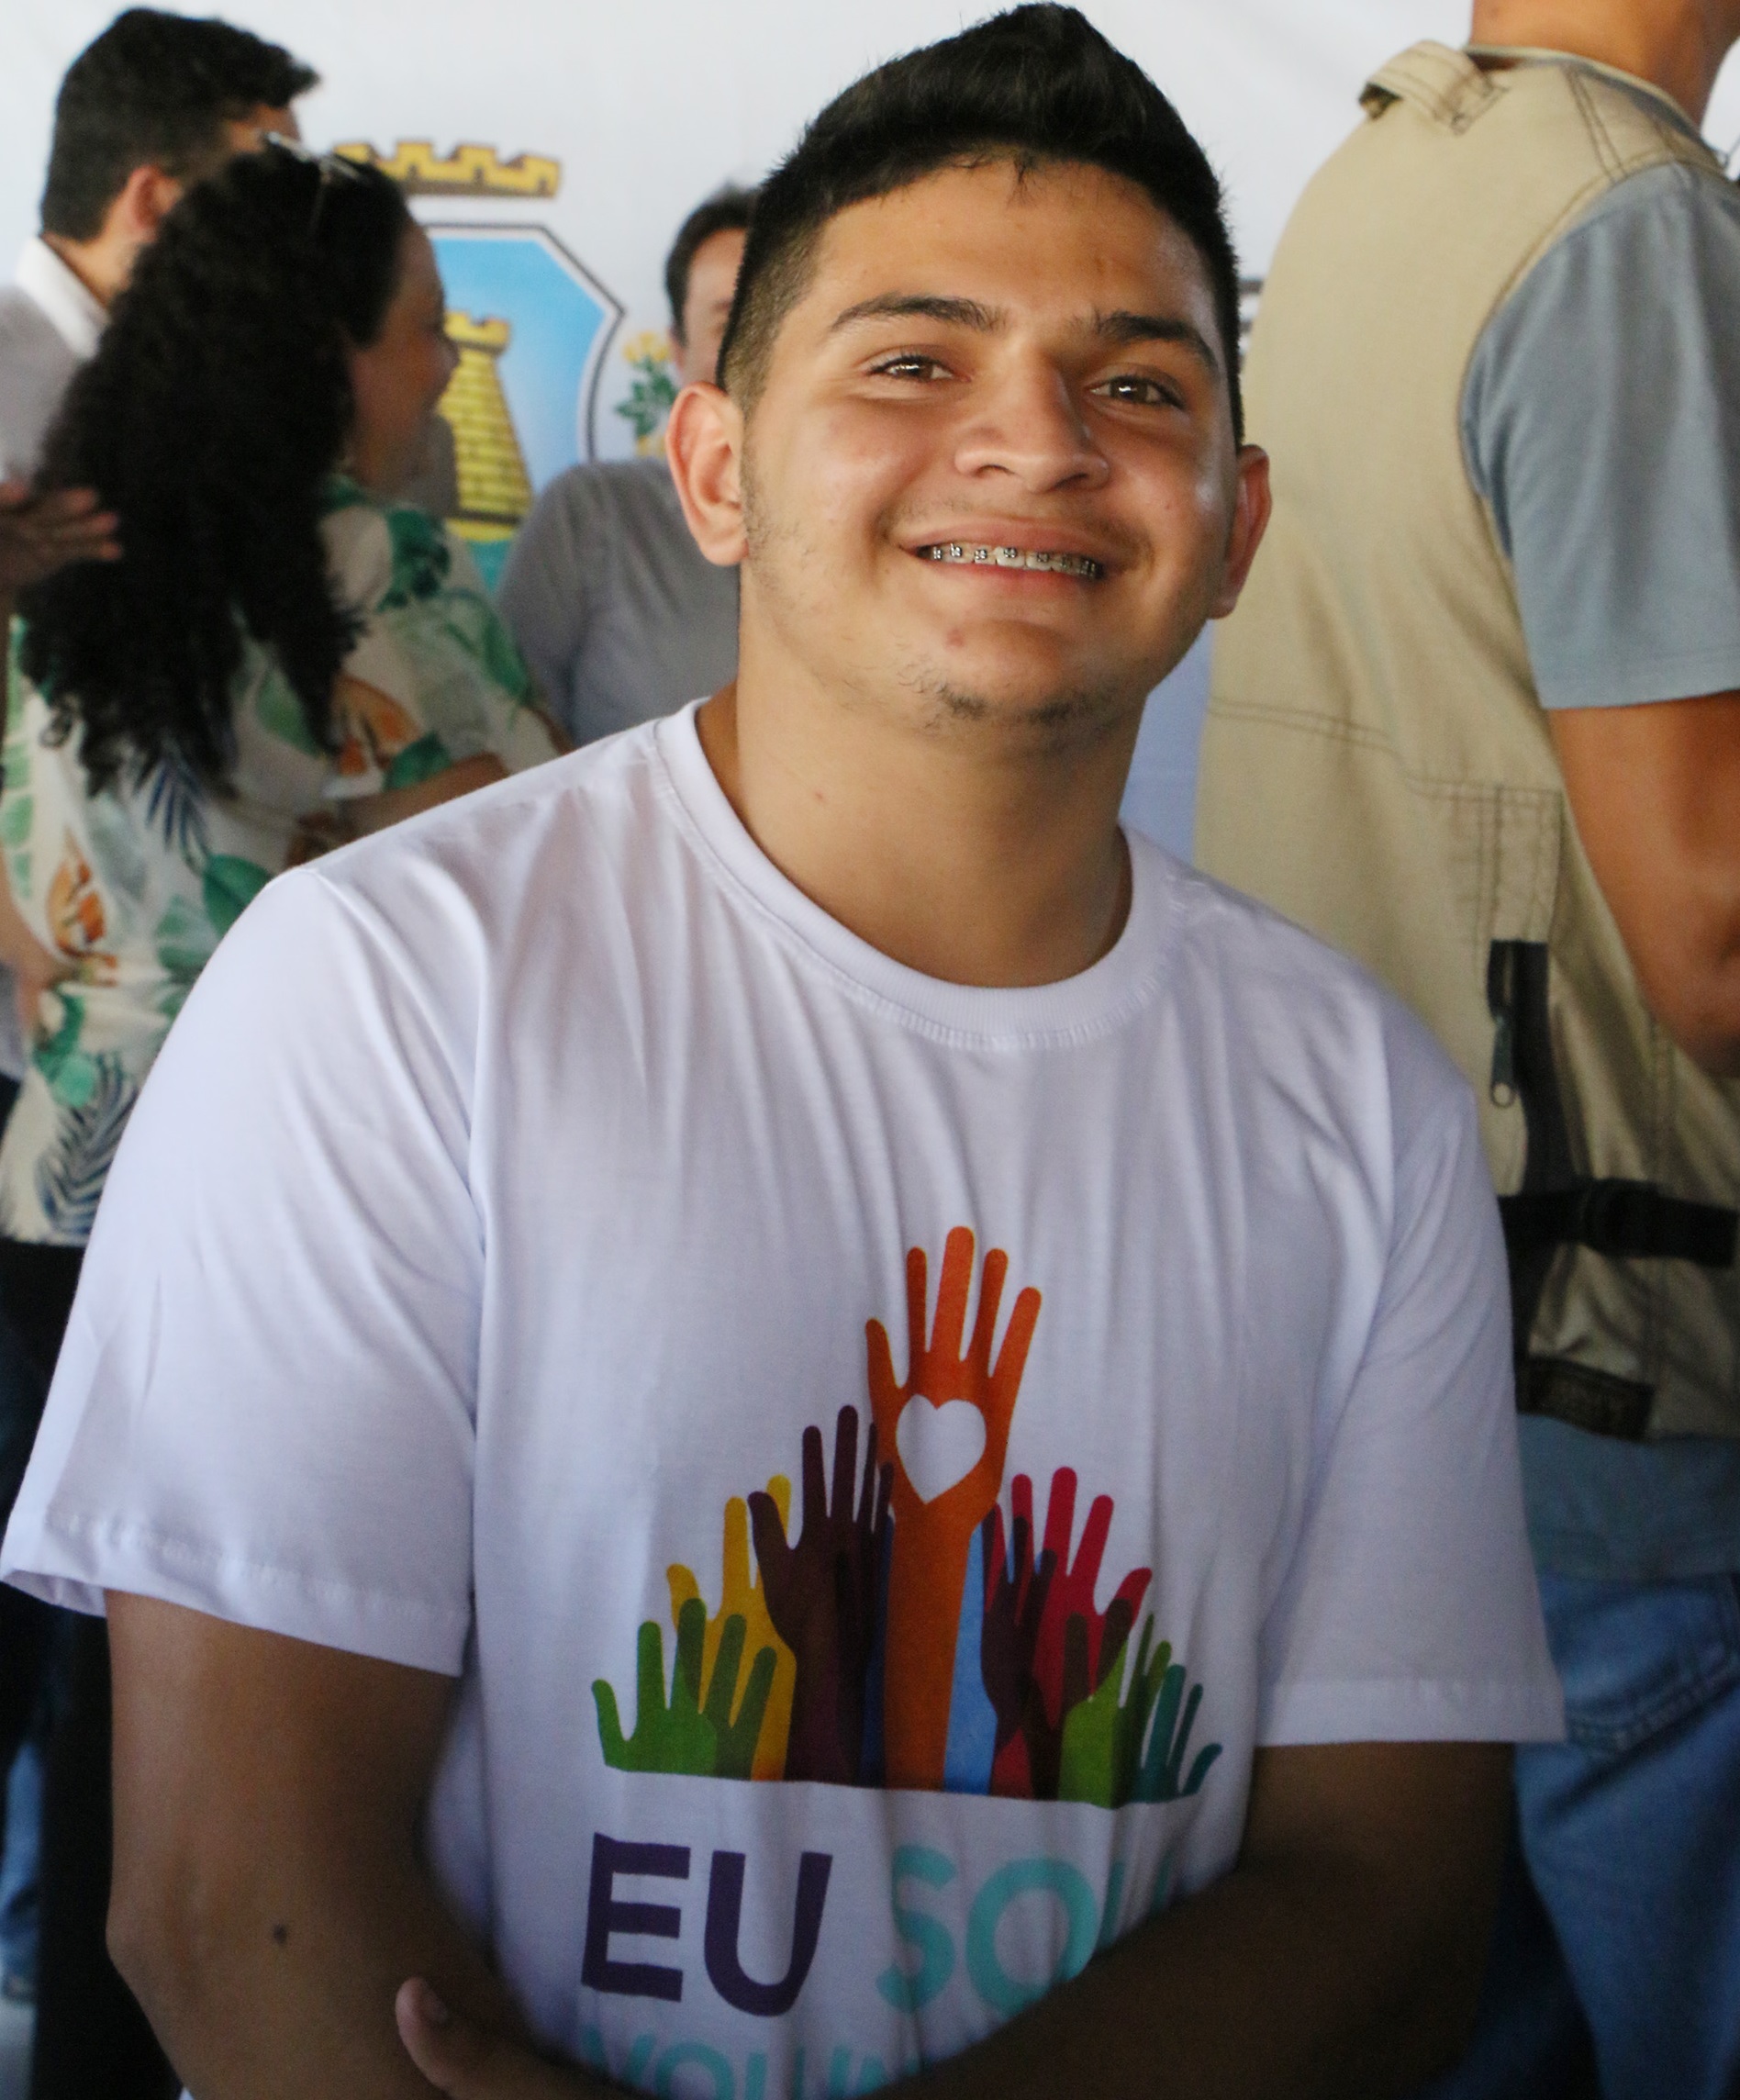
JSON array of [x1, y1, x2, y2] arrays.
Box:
[[749, 1405, 891, 1785], [980, 1504, 1054, 1798]]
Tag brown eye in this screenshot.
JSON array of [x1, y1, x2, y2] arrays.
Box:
[[1097, 375, 1179, 409]]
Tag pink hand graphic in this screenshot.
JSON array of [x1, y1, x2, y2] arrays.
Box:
[[867, 1228, 1041, 1791], [1014, 1469, 1151, 1733]]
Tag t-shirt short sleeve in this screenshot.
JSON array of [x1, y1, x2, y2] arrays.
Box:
[[1462, 162, 1740, 710], [1256, 1054, 1562, 1745], [0, 865, 482, 1674]]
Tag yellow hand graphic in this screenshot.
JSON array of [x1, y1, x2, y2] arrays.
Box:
[[668, 1477, 795, 1782]]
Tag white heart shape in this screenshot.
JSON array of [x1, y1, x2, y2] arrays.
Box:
[[895, 1397, 987, 1503]]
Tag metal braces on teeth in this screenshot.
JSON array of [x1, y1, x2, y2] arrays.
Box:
[[924, 542, 1102, 578]]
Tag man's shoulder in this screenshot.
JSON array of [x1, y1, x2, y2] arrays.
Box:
[[1553, 152, 1740, 253], [529, 454, 673, 525], [305, 721, 669, 926], [1142, 838, 1471, 1125], [0, 284, 72, 370]]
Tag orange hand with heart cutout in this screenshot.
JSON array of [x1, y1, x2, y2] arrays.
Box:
[[866, 1226, 1041, 1791]]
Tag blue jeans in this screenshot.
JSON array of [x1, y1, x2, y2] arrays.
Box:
[[1420, 1569, 1740, 2100], [0, 1738, 40, 1990]]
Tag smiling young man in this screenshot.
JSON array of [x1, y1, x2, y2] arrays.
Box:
[[0, 10, 1560, 2098]]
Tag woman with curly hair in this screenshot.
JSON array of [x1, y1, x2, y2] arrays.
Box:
[[0, 140, 557, 2096]]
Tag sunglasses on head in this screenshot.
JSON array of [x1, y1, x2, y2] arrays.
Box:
[[262, 133, 371, 236]]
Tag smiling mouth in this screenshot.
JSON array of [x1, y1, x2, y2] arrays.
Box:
[[918, 542, 1105, 580]]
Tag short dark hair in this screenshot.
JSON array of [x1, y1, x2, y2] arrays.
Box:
[[719, 5, 1243, 441], [664, 185, 756, 344], [40, 8, 318, 242]]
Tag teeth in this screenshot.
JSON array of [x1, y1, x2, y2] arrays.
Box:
[[923, 542, 1103, 579]]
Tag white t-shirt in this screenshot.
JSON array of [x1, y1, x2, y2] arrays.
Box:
[[2, 706, 1560, 2097]]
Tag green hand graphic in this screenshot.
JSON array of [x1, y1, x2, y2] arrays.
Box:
[[1058, 1612, 1164, 1808], [1134, 1645, 1223, 1804], [704, 1613, 779, 1782], [593, 1605, 719, 1775], [593, 1600, 779, 1781]]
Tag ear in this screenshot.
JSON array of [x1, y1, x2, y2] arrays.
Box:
[[1209, 444, 1272, 620], [106, 162, 184, 248], [665, 380, 746, 568]]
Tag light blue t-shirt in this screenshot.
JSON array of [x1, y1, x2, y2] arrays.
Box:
[[1462, 147, 1740, 1581]]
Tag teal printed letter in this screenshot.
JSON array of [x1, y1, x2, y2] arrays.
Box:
[[965, 1858, 1098, 2016], [876, 1846, 957, 2014]]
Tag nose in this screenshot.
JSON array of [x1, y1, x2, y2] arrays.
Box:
[[952, 354, 1108, 494]]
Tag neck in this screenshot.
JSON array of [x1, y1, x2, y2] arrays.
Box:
[[41, 233, 119, 310], [696, 644, 1139, 990], [1469, 0, 1734, 122]]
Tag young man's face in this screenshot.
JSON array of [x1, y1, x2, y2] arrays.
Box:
[[730, 158, 1264, 744]]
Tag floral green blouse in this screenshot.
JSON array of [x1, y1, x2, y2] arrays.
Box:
[[0, 481, 558, 1245]]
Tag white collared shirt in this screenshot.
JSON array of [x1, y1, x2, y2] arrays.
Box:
[[0, 237, 105, 486], [13, 237, 105, 362]]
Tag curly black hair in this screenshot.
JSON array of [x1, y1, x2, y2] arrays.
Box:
[[21, 145, 411, 794]]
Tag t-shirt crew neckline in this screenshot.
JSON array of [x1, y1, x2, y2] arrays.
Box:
[[652, 699, 1177, 1046]]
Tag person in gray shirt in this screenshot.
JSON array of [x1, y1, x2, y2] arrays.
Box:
[[497, 187, 751, 745]]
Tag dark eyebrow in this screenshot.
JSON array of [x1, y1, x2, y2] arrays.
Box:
[[829, 294, 1004, 334], [1096, 308, 1221, 375]]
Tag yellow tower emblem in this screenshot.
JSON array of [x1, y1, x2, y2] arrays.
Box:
[[439, 313, 534, 544]]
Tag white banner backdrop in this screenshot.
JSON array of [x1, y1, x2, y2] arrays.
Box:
[[5, 3, 1739, 843]]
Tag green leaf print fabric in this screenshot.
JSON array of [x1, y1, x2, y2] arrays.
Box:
[[0, 482, 557, 1246]]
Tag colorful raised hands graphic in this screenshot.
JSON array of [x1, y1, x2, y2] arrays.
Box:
[[749, 1406, 892, 1786], [868, 1228, 1042, 1790], [668, 1479, 796, 1782], [592, 1597, 777, 1780], [591, 1230, 1222, 1809]]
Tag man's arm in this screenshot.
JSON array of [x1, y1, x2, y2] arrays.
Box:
[[396, 1738, 1510, 2100], [404, 1745, 1512, 2100], [111, 1582, 1508, 2100], [1549, 691, 1740, 1077], [0, 855, 66, 1037], [106, 1592, 604, 2100]]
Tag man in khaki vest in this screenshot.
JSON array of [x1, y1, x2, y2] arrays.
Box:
[[1198, 2, 1740, 2094]]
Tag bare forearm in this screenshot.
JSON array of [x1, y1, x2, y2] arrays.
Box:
[[114, 1826, 523, 2098], [893, 1853, 1485, 2100], [0, 855, 61, 987], [106, 1595, 609, 2100]]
